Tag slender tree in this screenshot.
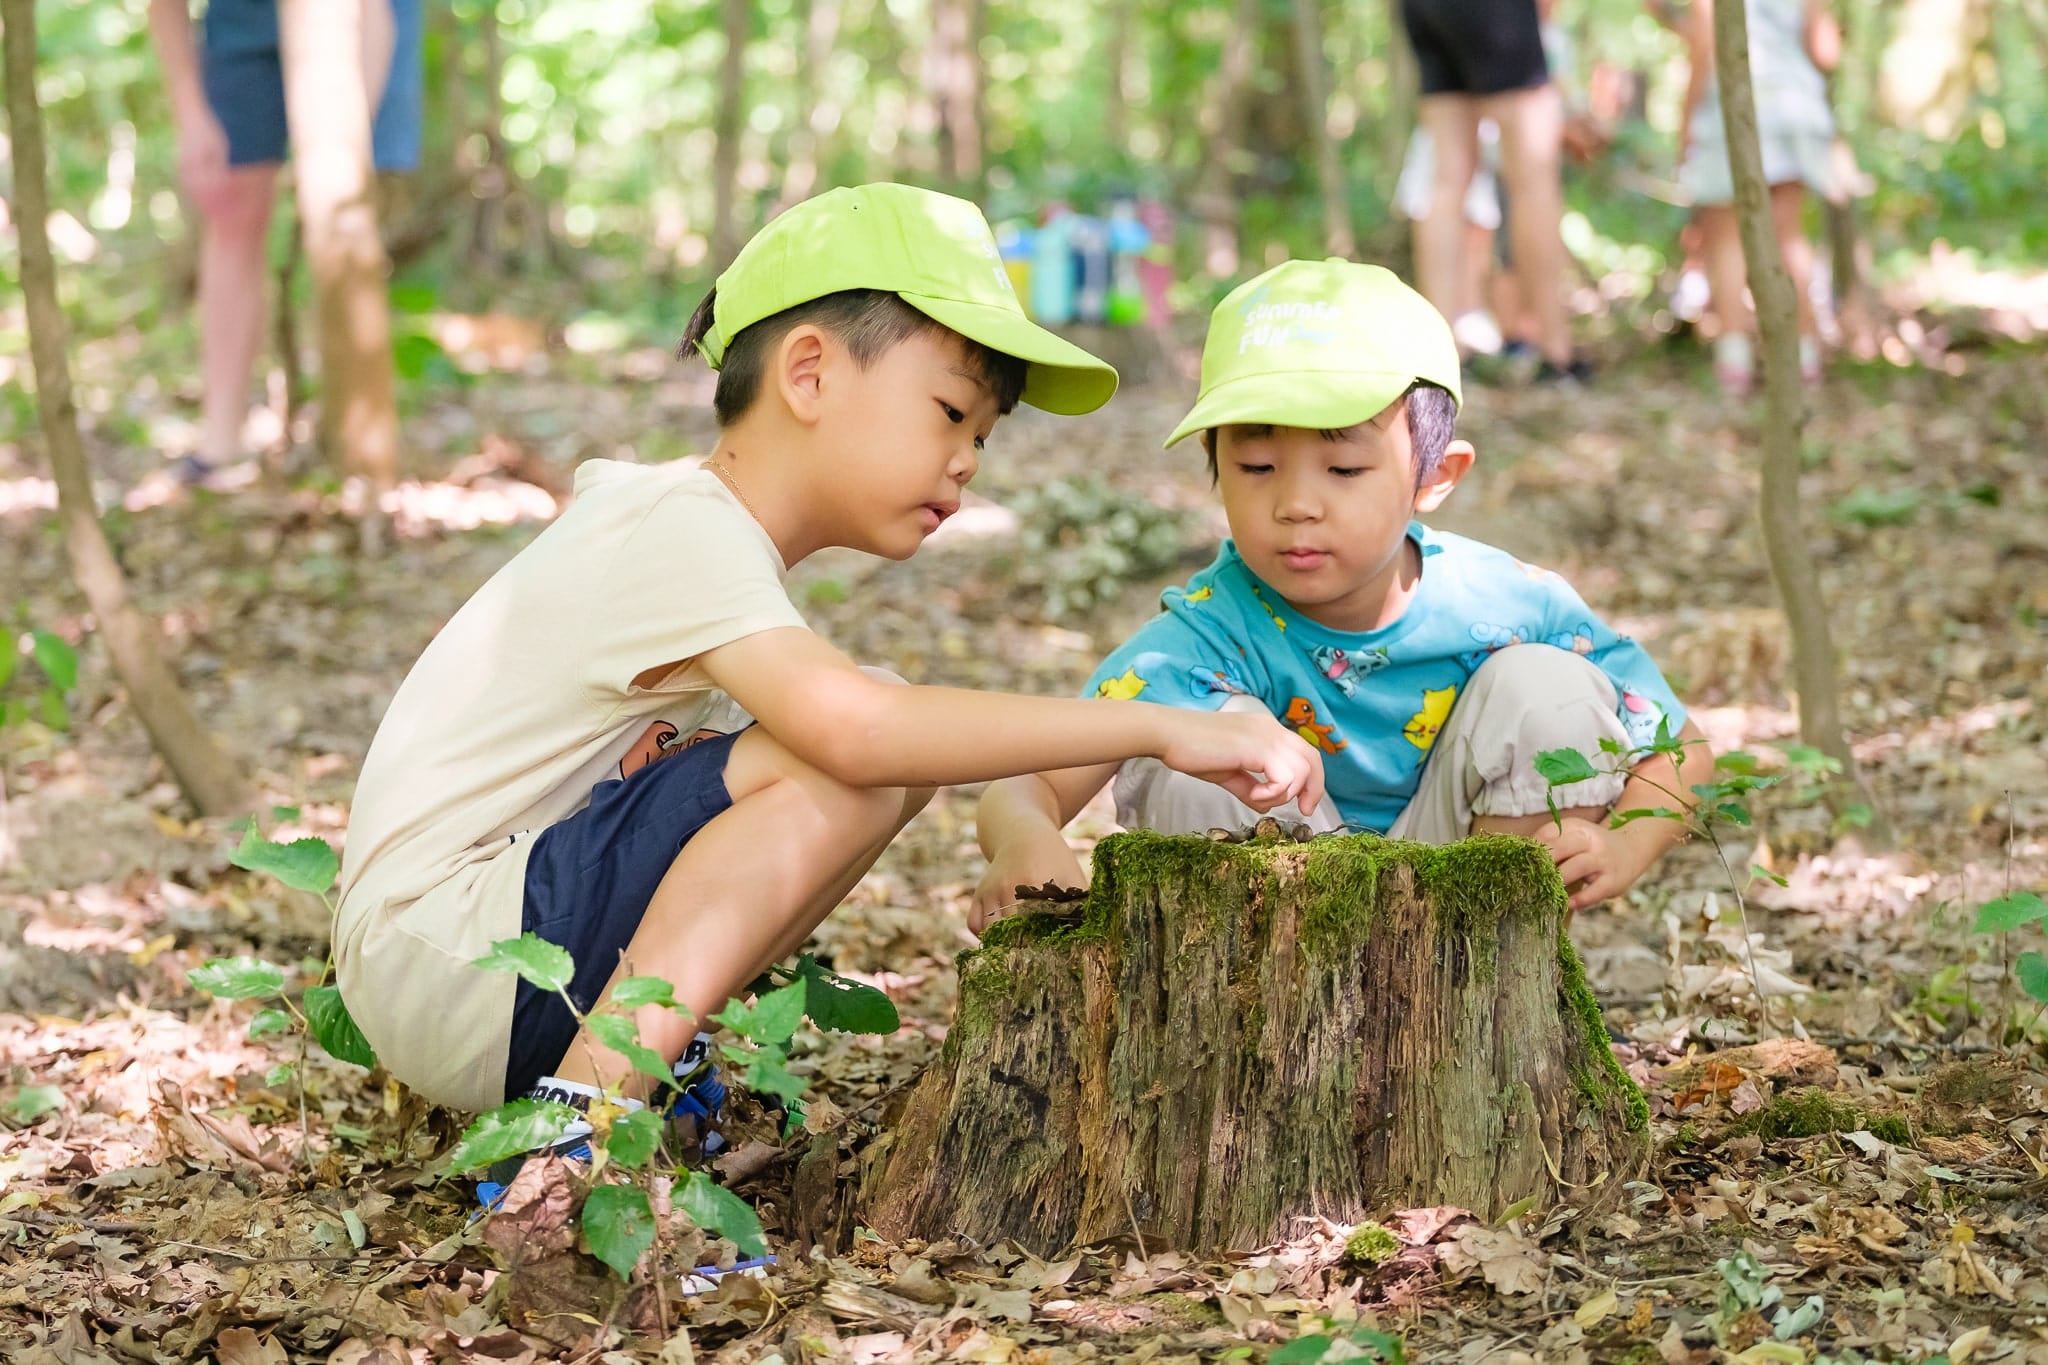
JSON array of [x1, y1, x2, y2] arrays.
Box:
[[1193, 0, 1264, 278], [779, 0, 843, 208], [277, 0, 401, 514], [1290, 0, 1356, 257], [711, 0, 749, 265], [1, 0, 251, 817], [1712, 0, 1886, 841]]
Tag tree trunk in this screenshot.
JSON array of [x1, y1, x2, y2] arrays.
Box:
[[711, 0, 749, 267], [1193, 0, 1264, 278], [1377, 0, 1419, 207], [1713, 0, 1888, 843], [865, 832, 1648, 1256], [778, 0, 842, 209], [1101, 0, 1134, 159], [1, 0, 251, 818], [1290, 0, 1355, 257], [927, 0, 985, 196], [278, 0, 400, 528]]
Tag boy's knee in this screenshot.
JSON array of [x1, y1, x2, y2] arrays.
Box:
[[1465, 645, 1617, 742], [1459, 645, 1627, 812]]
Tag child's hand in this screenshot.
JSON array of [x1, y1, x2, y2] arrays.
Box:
[[1530, 817, 1657, 911], [971, 836, 1086, 936], [1159, 710, 1326, 816]]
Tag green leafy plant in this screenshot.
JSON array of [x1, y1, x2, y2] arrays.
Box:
[[1271, 1320, 1407, 1364], [187, 812, 375, 1085], [453, 932, 898, 1280], [1713, 1250, 1825, 1345], [1970, 889, 2048, 1044], [1537, 728, 1797, 1020], [0, 618, 78, 734], [1012, 477, 1191, 622]]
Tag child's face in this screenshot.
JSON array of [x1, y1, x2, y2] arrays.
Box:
[[818, 327, 999, 560], [1213, 400, 1454, 632]]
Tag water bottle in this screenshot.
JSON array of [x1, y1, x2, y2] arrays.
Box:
[[1029, 210, 1077, 325], [1070, 215, 1109, 325], [1106, 200, 1150, 326]]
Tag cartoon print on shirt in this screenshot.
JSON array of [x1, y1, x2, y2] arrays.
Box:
[[1247, 582, 1289, 633], [1547, 621, 1596, 655], [1185, 584, 1215, 603], [1458, 621, 1529, 672], [1308, 644, 1390, 697], [1282, 697, 1346, 754], [620, 719, 726, 779], [1619, 686, 1666, 746], [1188, 660, 1252, 698], [1095, 667, 1150, 700], [1516, 559, 1564, 585], [1403, 685, 1459, 752]]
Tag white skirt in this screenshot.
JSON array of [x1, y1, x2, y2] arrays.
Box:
[[1681, 126, 1840, 206]]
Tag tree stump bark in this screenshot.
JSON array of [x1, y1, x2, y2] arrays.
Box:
[[865, 831, 1648, 1256]]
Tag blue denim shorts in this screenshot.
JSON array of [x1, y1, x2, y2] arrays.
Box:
[[501, 729, 743, 1100], [201, 0, 424, 170]]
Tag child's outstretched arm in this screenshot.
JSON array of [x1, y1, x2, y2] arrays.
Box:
[[971, 763, 1118, 933], [1529, 715, 1715, 910], [698, 627, 1324, 811]]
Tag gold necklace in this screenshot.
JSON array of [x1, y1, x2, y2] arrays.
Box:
[[707, 458, 761, 523]]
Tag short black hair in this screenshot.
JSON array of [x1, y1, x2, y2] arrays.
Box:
[[678, 288, 1029, 427], [1199, 380, 1458, 486]]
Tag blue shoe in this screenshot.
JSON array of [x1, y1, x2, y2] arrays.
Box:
[[665, 1031, 730, 1156]]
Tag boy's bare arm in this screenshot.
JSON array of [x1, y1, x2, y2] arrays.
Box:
[[697, 627, 1324, 809], [970, 764, 1118, 933]]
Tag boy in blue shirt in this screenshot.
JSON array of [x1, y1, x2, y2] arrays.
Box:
[[974, 258, 1712, 929]]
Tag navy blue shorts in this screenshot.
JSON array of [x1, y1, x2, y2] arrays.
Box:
[[201, 0, 424, 170], [502, 729, 744, 1101]]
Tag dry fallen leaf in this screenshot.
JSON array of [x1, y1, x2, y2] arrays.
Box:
[[1440, 1224, 1548, 1298]]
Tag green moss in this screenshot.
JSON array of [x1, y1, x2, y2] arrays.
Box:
[[1728, 1087, 1906, 1143], [1558, 932, 1651, 1132], [959, 829, 1648, 1135], [1664, 1121, 1704, 1154], [1343, 1221, 1399, 1266], [1924, 1057, 2018, 1112]]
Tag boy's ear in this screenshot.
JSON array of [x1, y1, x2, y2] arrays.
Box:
[[1413, 439, 1476, 514], [773, 325, 831, 425]]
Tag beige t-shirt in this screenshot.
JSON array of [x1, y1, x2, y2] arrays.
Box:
[[335, 461, 806, 1110]]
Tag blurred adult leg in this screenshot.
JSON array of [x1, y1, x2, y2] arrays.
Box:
[[1415, 95, 1482, 339], [194, 164, 280, 468], [1697, 202, 1754, 393], [1769, 182, 1819, 337], [1484, 81, 1572, 367]]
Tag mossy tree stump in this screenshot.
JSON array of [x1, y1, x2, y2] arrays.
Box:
[[865, 831, 1648, 1255]]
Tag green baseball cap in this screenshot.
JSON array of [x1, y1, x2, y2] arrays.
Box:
[[1164, 258, 1462, 447], [696, 182, 1119, 415]]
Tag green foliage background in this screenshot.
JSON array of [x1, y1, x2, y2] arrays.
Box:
[[3, 0, 2044, 356]]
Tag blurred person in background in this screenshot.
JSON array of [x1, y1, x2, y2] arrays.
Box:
[[1399, 0, 1589, 384], [1670, 0, 1841, 396], [148, 0, 423, 486]]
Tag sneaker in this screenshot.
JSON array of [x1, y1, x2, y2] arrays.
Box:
[[1531, 357, 1595, 388], [476, 1076, 626, 1210], [665, 1031, 730, 1157], [1713, 334, 1755, 397]]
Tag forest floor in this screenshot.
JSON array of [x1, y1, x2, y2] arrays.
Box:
[[1, 316, 2046, 1364]]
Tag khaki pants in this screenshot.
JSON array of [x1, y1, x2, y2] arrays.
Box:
[[1111, 645, 1631, 843]]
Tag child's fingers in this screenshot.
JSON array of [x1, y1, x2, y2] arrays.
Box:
[[1554, 848, 1602, 888]]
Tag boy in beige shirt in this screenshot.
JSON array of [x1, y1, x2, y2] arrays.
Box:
[[335, 184, 1324, 1127]]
